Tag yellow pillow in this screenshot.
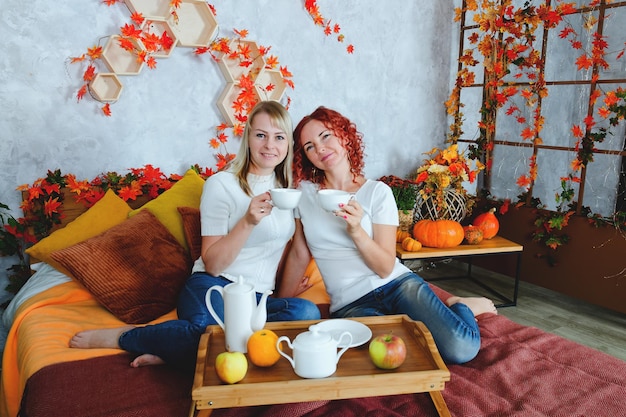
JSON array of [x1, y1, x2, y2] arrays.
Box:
[[129, 169, 205, 250], [25, 189, 132, 274]]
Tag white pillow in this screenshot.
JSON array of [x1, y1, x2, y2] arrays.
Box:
[[1, 263, 71, 329]]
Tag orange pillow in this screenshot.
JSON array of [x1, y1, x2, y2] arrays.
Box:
[[51, 210, 192, 324]]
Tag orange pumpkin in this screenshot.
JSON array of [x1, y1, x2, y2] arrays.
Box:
[[412, 219, 464, 248], [401, 236, 422, 252], [463, 225, 483, 245], [473, 208, 499, 239], [396, 229, 411, 243]]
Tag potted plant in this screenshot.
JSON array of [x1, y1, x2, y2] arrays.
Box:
[[378, 175, 419, 231]]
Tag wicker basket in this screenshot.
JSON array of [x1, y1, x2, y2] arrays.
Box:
[[414, 189, 467, 222]]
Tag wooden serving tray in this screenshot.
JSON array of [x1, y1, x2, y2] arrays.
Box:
[[191, 315, 451, 416]]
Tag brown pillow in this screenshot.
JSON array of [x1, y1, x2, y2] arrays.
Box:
[[177, 206, 202, 262], [51, 210, 192, 324]]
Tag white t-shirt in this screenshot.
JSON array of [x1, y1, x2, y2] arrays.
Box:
[[296, 180, 411, 312], [192, 171, 295, 293]]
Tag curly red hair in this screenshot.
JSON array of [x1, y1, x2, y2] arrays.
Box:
[[293, 106, 365, 187]]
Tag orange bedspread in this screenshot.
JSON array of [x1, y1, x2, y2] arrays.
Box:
[[0, 281, 177, 417]]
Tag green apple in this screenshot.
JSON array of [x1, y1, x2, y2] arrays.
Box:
[[368, 333, 407, 369], [215, 351, 248, 384]]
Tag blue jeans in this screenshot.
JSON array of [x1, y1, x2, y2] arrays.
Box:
[[331, 272, 480, 364], [119, 272, 321, 368]]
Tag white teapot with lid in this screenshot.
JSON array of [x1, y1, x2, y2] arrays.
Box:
[[277, 324, 353, 378], [206, 276, 272, 353]]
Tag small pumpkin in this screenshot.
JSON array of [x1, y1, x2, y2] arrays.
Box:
[[412, 219, 464, 248], [463, 225, 483, 245], [473, 208, 499, 239], [396, 229, 411, 243], [401, 236, 422, 252]]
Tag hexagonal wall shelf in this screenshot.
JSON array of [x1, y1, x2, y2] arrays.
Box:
[[217, 83, 261, 126], [125, 0, 171, 20], [217, 38, 266, 84], [142, 19, 178, 58], [101, 35, 146, 75], [169, 0, 218, 48], [89, 73, 123, 102], [255, 68, 287, 102]]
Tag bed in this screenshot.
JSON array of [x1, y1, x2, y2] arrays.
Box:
[[2, 169, 626, 417]]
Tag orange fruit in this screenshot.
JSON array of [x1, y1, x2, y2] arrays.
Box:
[[247, 329, 281, 367]]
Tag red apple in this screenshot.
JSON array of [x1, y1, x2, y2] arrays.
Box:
[[368, 333, 407, 369]]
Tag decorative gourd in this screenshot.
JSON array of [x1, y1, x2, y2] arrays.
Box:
[[412, 219, 464, 248], [396, 229, 411, 243], [463, 225, 484, 245], [473, 208, 499, 239], [401, 236, 422, 252]]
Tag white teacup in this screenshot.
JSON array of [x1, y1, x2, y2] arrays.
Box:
[[270, 189, 302, 210], [318, 189, 352, 212]]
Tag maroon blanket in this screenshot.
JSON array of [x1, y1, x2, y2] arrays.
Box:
[[20, 314, 626, 417]]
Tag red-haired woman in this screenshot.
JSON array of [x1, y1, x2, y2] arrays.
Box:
[[279, 106, 496, 364]]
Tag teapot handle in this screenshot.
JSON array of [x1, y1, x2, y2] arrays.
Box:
[[205, 286, 225, 330], [276, 336, 295, 369], [336, 331, 353, 362]]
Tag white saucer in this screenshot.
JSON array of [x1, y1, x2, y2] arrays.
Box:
[[316, 319, 372, 348]]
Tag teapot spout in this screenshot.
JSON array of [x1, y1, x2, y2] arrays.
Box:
[[251, 290, 273, 331]]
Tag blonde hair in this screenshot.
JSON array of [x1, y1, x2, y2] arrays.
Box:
[[230, 101, 294, 196]]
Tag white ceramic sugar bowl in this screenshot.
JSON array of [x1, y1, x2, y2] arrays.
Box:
[[277, 324, 352, 378]]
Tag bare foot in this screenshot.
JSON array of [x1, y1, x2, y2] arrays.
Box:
[[446, 296, 498, 317], [69, 326, 134, 349], [131, 354, 165, 368]]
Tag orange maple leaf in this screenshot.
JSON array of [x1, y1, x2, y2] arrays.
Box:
[[280, 66, 293, 78], [597, 106, 611, 118], [142, 33, 161, 52], [571, 124, 584, 138], [118, 37, 136, 52], [130, 12, 144, 26], [210, 138, 220, 149], [516, 175, 531, 188], [217, 132, 228, 143], [170, 0, 182, 8], [44, 197, 63, 217], [233, 124, 244, 136], [71, 54, 86, 63], [118, 185, 141, 201], [121, 23, 142, 39], [521, 127, 535, 140], [216, 123, 228, 131], [102, 103, 112, 116], [265, 55, 279, 68], [87, 46, 103, 61], [234, 28, 249, 39], [575, 54, 593, 70]]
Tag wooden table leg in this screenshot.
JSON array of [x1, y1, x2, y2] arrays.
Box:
[[189, 402, 212, 417], [429, 391, 451, 417]]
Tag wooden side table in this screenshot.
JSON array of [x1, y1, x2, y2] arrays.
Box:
[[396, 236, 523, 307]]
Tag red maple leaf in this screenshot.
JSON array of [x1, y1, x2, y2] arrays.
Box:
[[571, 125, 584, 138], [77, 84, 88, 101], [102, 103, 112, 116], [83, 65, 96, 82], [130, 12, 144, 26], [146, 56, 157, 69]]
